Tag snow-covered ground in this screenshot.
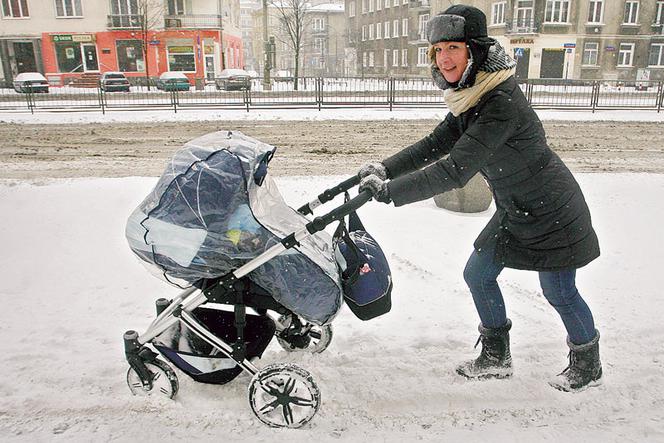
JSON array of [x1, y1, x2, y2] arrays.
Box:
[[2, 107, 664, 125], [0, 173, 662, 442]]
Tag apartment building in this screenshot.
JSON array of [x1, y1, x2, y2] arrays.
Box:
[[346, 0, 664, 81], [250, 0, 345, 77], [0, 0, 243, 84], [240, 0, 260, 71]]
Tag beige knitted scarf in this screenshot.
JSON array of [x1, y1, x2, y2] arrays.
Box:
[[444, 68, 516, 116]]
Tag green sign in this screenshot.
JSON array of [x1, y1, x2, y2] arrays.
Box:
[[52, 35, 73, 42]]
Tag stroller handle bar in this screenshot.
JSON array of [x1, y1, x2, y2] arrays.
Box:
[[297, 174, 361, 215]]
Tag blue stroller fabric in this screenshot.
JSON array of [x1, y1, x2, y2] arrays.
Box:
[[125, 131, 343, 325]]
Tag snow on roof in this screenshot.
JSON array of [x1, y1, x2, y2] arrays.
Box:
[[14, 72, 47, 81], [309, 3, 344, 11]]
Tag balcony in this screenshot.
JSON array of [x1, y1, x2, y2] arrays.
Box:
[[164, 14, 223, 29], [408, 0, 430, 11], [505, 18, 539, 35], [107, 14, 143, 29], [312, 27, 328, 35]]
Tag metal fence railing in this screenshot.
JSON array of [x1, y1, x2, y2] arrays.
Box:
[[1, 77, 662, 114]]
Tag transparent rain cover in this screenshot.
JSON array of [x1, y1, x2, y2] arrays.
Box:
[[126, 130, 342, 325]]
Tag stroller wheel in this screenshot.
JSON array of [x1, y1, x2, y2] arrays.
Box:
[[126, 359, 179, 399], [276, 314, 333, 354], [248, 363, 321, 428]]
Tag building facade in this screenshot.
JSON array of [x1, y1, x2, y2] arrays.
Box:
[[345, 0, 664, 80], [0, 0, 243, 84]]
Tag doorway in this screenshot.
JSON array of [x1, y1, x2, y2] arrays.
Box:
[[82, 44, 99, 71], [205, 55, 215, 82], [13, 42, 37, 73], [540, 49, 565, 78]]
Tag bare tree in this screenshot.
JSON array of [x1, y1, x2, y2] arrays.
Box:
[[137, 0, 165, 90], [270, 0, 311, 90]]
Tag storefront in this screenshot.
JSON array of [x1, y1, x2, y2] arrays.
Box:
[[0, 38, 43, 82], [41, 29, 241, 85]]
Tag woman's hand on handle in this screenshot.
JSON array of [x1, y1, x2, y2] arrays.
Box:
[[358, 162, 388, 180], [359, 174, 391, 204]]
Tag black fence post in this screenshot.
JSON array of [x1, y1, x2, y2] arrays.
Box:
[[317, 77, 323, 111], [244, 87, 251, 112], [388, 77, 394, 111], [171, 89, 178, 113], [98, 81, 106, 115], [657, 81, 663, 113], [25, 87, 35, 114], [591, 80, 599, 113], [527, 80, 533, 104]]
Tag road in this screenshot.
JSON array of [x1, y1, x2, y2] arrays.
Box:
[[1, 120, 663, 179]]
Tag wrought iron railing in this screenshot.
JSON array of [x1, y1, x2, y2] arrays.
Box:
[[163, 14, 223, 29]]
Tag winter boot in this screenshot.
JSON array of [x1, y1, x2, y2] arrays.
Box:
[[549, 330, 602, 392], [456, 319, 513, 379]]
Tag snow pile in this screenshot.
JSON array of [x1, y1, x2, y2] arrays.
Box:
[[0, 174, 662, 441]]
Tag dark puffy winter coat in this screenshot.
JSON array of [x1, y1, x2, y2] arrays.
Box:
[[382, 76, 599, 271]]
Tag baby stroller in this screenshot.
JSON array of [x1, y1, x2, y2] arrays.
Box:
[[123, 131, 392, 428]]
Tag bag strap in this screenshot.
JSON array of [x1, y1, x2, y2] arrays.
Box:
[[333, 192, 364, 283]]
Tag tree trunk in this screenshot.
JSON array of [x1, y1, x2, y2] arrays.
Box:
[[294, 49, 299, 91]]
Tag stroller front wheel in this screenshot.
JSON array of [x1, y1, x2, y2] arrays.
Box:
[[248, 363, 321, 428], [126, 359, 179, 399]]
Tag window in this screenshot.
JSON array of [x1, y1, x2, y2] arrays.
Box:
[[369, 0, 373, 13], [618, 43, 634, 66], [384, 20, 390, 37], [167, 0, 186, 15], [384, 0, 389, 8], [623, 1, 638, 24], [403, 0, 408, 4], [545, 0, 569, 23], [418, 14, 429, 39], [392, 19, 399, 37], [401, 48, 408, 66], [369, 51, 375, 67], [369, 23, 374, 39], [167, 45, 196, 71], [376, 22, 382, 39], [582, 42, 599, 65], [362, 24, 367, 41], [514, 0, 533, 27], [116, 39, 144, 72], [587, 0, 603, 23], [2, 0, 29, 17], [314, 38, 324, 51], [363, 51, 367, 67], [376, 0, 381, 11], [417, 46, 428, 65], [55, 41, 82, 72], [55, 0, 83, 17], [349, 1, 355, 17], [491, 2, 505, 25], [393, 0, 398, 7], [362, 0, 367, 14], [392, 49, 399, 66], [402, 18, 408, 36], [313, 17, 324, 31], [649, 43, 664, 66], [657, 1, 664, 25]]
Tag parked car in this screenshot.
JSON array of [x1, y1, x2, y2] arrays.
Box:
[[13, 72, 49, 93], [273, 70, 293, 82], [215, 69, 252, 91], [156, 71, 191, 91], [246, 70, 260, 79], [100, 72, 131, 92]]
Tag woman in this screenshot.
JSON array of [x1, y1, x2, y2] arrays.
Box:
[[358, 4, 602, 392]]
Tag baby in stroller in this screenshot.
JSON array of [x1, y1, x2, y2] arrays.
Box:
[[123, 131, 392, 428]]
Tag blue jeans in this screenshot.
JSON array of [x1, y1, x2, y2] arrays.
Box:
[[463, 242, 596, 345]]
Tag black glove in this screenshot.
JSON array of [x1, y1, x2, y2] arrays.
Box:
[[358, 162, 388, 180], [359, 174, 391, 204]]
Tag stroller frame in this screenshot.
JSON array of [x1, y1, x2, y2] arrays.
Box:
[[124, 176, 368, 428]]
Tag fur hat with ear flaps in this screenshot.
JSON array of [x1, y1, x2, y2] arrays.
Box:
[[427, 5, 516, 90]]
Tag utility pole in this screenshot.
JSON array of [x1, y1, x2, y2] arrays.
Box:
[[262, 0, 272, 90], [218, 0, 226, 70]]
